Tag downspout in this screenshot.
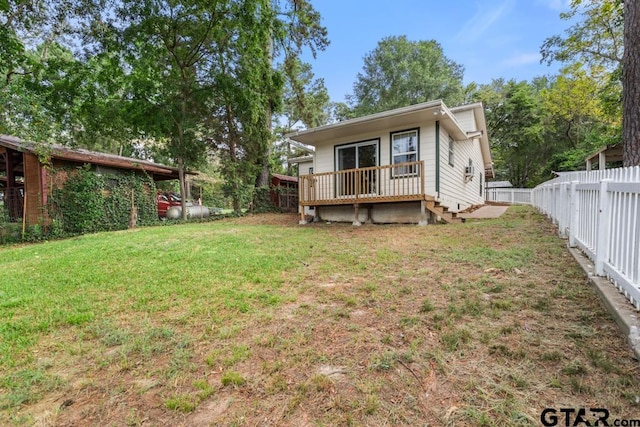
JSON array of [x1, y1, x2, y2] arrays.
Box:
[[435, 120, 440, 198]]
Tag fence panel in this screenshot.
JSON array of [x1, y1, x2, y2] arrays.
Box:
[[485, 188, 532, 205], [531, 166, 640, 311]]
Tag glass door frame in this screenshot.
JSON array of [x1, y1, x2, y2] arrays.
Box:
[[334, 139, 380, 198]]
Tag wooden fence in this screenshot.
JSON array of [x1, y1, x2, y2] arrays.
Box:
[[531, 166, 640, 311]]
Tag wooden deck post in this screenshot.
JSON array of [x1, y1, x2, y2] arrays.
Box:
[[353, 169, 361, 226], [299, 176, 307, 225]]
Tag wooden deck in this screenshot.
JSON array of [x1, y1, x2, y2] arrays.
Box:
[[298, 161, 429, 206], [297, 161, 462, 224]]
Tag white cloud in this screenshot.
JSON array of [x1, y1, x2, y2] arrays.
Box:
[[456, 0, 514, 43], [502, 52, 542, 67]]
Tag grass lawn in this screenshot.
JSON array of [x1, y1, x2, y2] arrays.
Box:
[[1, 206, 639, 426]]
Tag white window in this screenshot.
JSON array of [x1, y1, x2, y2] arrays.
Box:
[[391, 129, 418, 177], [448, 136, 454, 167]]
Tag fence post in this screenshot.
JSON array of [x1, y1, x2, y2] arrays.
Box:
[[558, 183, 567, 237], [551, 184, 558, 224], [569, 181, 578, 248], [595, 179, 611, 276]]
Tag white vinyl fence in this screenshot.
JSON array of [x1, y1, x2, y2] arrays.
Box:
[[485, 188, 532, 205], [531, 166, 640, 311]]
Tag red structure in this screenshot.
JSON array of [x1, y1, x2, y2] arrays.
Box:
[[270, 174, 298, 212], [0, 135, 183, 226]]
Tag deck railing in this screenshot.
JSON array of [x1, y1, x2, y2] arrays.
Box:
[[531, 166, 640, 311], [299, 160, 426, 206]]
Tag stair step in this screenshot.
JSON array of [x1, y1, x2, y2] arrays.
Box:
[[425, 201, 461, 224]]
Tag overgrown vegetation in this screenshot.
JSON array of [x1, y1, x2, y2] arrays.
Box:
[[47, 166, 158, 235], [1, 207, 638, 425]]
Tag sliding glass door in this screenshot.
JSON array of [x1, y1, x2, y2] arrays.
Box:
[[335, 140, 378, 197]]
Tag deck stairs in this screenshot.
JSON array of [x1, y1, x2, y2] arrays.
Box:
[[425, 200, 464, 224]]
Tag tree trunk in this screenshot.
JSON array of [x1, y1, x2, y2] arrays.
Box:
[[623, 0, 640, 166], [178, 157, 187, 220], [255, 25, 274, 190]]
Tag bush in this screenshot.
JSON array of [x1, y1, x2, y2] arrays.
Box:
[[0, 222, 22, 244]]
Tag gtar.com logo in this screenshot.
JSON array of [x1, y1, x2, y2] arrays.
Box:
[[540, 408, 640, 426], [540, 408, 609, 426]]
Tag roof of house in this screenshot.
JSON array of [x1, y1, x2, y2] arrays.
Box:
[[285, 100, 468, 143], [287, 154, 314, 164], [487, 181, 513, 188], [0, 134, 192, 180], [271, 173, 298, 183], [449, 102, 493, 177]]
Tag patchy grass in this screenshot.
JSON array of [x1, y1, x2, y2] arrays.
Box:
[[1, 207, 639, 426]]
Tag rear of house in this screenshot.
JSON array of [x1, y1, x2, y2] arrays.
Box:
[[286, 100, 493, 225]]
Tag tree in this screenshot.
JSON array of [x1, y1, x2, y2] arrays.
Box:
[[107, 0, 223, 218], [470, 80, 546, 187], [539, 65, 620, 171], [279, 58, 330, 131], [623, 0, 640, 165], [276, 58, 330, 174], [347, 36, 465, 117], [251, 0, 328, 193], [541, 0, 623, 70]]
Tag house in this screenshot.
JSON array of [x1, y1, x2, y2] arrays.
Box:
[[0, 134, 184, 226], [285, 100, 493, 225]]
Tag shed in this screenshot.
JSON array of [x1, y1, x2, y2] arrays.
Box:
[[270, 173, 299, 212], [0, 134, 183, 226], [585, 144, 623, 170]]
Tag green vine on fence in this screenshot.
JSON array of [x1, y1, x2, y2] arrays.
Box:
[[48, 165, 158, 234]]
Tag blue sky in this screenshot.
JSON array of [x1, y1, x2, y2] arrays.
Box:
[[302, 0, 573, 104]]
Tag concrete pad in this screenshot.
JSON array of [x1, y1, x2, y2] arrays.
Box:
[[458, 205, 508, 219]]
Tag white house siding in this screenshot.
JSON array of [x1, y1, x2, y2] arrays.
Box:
[[438, 110, 486, 212], [310, 124, 438, 200], [297, 159, 315, 216], [308, 123, 436, 204]]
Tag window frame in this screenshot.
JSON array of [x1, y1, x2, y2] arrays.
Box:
[[448, 136, 455, 167], [333, 138, 380, 197], [390, 128, 420, 178], [334, 138, 380, 172]]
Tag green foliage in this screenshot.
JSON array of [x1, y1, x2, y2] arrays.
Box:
[[0, 221, 21, 244], [252, 186, 277, 213], [347, 35, 465, 117], [469, 68, 620, 186], [49, 165, 157, 234], [278, 58, 331, 131], [541, 0, 623, 70]]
